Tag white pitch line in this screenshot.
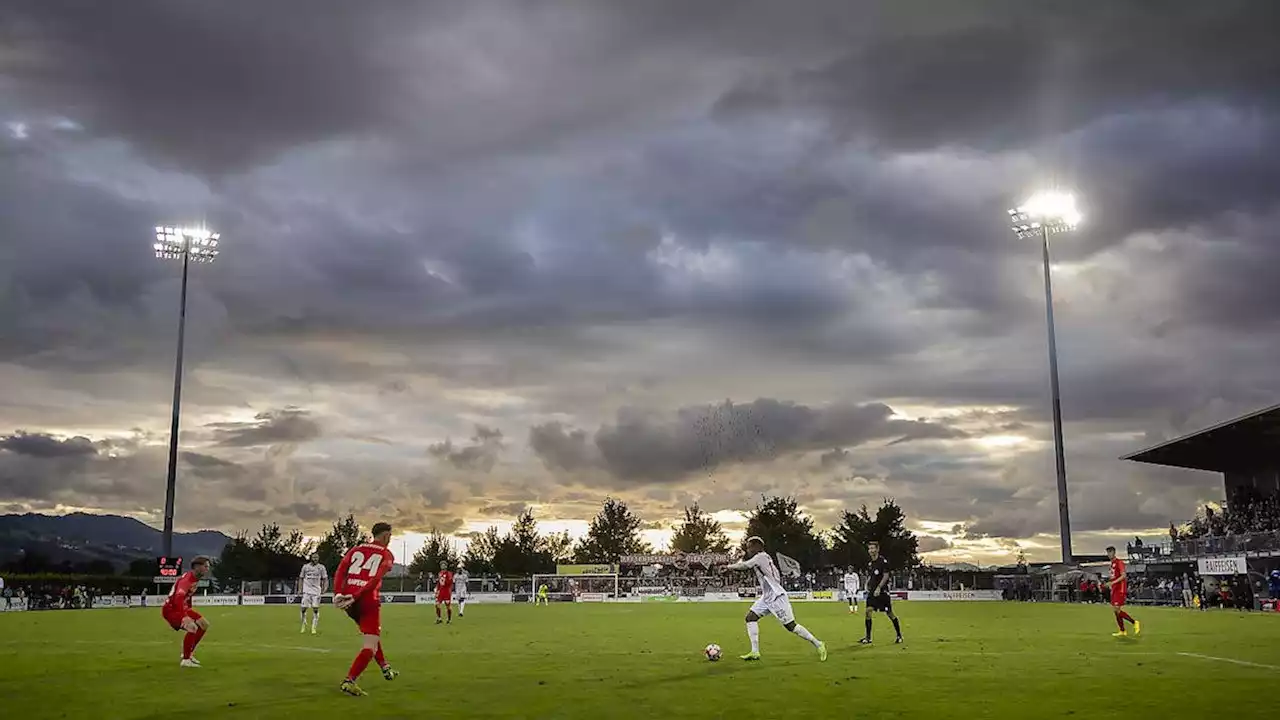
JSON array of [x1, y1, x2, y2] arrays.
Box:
[[253, 644, 332, 654], [0, 639, 331, 654], [1178, 652, 1280, 671]]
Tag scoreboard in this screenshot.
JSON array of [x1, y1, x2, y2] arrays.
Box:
[[154, 556, 184, 583]]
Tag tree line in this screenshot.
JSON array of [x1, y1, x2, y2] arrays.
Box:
[[210, 495, 919, 581]]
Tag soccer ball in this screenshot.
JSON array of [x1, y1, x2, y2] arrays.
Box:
[[704, 643, 722, 662]]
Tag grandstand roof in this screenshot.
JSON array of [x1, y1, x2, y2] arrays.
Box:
[[1122, 403, 1280, 473]]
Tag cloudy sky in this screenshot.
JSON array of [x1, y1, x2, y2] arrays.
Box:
[[2, 0, 1278, 565]]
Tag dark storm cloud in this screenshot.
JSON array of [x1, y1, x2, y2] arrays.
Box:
[[209, 408, 321, 447], [713, 0, 1280, 151], [817, 448, 850, 470], [916, 536, 952, 554], [0, 431, 97, 459], [530, 400, 960, 483], [429, 425, 505, 472], [0, 0, 428, 174], [528, 422, 595, 474]]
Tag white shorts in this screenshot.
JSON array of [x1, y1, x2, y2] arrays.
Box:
[[843, 589, 860, 601], [749, 595, 795, 625], [300, 593, 322, 609], [455, 593, 468, 602]]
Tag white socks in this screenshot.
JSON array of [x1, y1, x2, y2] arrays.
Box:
[[746, 621, 760, 653], [792, 624, 821, 648], [312, 614, 319, 630]]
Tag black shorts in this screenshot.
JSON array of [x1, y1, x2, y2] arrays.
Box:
[[868, 592, 893, 612]]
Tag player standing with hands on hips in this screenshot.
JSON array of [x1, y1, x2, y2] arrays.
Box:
[[843, 566, 861, 613], [860, 541, 904, 645], [333, 522, 399, 696], [721, 536, 827, 662], [298, 553, 328, 635], [162, 556, 212, 667], [453, 564, 469, 618]]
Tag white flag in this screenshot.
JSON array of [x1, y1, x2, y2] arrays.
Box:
[[775, 552, 802, 578]]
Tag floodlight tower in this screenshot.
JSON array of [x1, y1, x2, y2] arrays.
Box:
[[1008, 192, 1081, 565], [153, 226, 221, 558]]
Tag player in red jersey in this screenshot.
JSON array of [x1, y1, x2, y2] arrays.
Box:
[[333, 522, 398, 696], [162, 556, 211, 667], [1101, 546, 1141, 638], [435, 561, 454, 625]]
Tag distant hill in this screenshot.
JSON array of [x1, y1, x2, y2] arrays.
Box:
[[0, 512, 232, 571]]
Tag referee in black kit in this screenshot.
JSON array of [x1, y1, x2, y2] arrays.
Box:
[[860, 541, 903, 645]]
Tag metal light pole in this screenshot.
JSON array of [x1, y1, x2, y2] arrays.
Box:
[[154, 226, 221, 557], [1008, 192, 1081, 564]]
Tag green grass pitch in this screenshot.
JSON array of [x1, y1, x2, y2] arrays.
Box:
[[2, 602, 1278, 719]]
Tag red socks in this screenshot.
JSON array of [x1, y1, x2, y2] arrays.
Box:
[[447, 606, 453, 621], [1115, 611, 1134, 630], [374, 643, 386, 668], [182, 628, 206, 659], [1119, 611, 1134, 624], [347, 648, 374, 681], [435, 605, 441, 619]]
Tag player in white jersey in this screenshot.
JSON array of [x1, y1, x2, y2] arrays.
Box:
[[721, 536, 827, 662], [297, 553, 328, 634], [453, 565, 469, 617], [842, 567, 861, 613]]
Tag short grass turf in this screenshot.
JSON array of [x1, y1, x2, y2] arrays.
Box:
[[2, 602, 1278, 719]]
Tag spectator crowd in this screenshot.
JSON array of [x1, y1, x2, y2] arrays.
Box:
[[1179, 488, 1280, 539]]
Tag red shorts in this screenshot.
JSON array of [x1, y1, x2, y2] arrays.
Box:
[[436, 592, 452, 604], [163, 606, 202, 631], [345, 597, 381, 636], [1110, 588, 1127, 607]]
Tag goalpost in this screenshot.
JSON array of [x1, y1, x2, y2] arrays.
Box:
[[530, 573, 620, 602]]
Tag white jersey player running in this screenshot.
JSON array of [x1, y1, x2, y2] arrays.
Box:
[[843, 567, 861, 613], [298, 554, 328, 634], [722, 536, 827, 662], [453, 566, 469, 617]]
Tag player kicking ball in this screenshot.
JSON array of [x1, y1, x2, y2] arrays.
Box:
[[162, 556, 212, 668], [720, 536, 827, 662], [435, 561, 454, 625], [1102, 546, 1141, 638], [860, 542, 903, 645], [298, 553, 328, 634], [333, 522, 399, 696]]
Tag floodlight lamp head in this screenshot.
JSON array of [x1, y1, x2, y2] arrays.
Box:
[[152, 225, 221, 263], [1008, 191, 1082, 239]]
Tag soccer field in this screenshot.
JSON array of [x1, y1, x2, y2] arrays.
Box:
[[2, 602, 1277, 719]]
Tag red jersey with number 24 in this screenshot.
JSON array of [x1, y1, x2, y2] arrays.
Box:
[[334, 543, 395, 601]]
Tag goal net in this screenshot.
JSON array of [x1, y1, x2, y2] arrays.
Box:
[[530, 573, 619, 602]]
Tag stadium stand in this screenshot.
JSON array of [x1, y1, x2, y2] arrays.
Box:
[[1123, 403, 1280, 608]]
